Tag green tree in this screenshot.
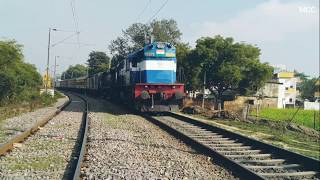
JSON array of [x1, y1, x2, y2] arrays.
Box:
[[299, 78, 318, 101], [294, 70, 310, 100], [61, 64, 88, 80], [193, 35, 273, 109], [0, 40, 42, 104], [109, 37, 132, 70], [0, 72, 15, 101], [150, 19, 182, 44], [87, 51, 110, 75], [294, 70, 309, 81], [238, 59, 274, 95], [176, 43, 202, 90], [108, 19, 182, 69], [123, 23, 150, 49], [0, 40, 24, 69]]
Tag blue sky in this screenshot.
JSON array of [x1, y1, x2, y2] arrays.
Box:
[[0, 0, 319, 77]]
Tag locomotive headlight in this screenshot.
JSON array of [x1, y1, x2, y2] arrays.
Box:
[[144, 85, 148, 88], [172, 86, 176, 89]]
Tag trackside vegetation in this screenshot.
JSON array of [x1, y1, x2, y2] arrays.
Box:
[[250, 108, 320, 130], [0, 40, 62, 122]]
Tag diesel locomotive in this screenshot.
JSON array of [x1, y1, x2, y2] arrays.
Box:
[[58, 42, 185, 112]]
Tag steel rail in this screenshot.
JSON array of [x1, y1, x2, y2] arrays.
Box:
[[0, 95, 71, 156], [143, 112, 320, 180], [72, 93, 89, 180]]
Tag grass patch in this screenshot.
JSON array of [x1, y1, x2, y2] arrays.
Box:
[[0, 91, 64, 123], [6, 155, 64, 171], [250, 108, 320, 130], [104, 114, 141, 132], [27, 139, 67, 151]]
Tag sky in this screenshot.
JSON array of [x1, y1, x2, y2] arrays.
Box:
[[0, 0, 319, 77]]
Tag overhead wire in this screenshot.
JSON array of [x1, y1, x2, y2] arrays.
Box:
[[135, 0, 151, 23], [70, 0, 80, 48], [69, 0, 81, 63], [51, 32, 80, 47], [146, 0, 169, 23]]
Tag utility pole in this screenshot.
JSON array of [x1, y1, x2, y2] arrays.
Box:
[[53, 56, 59, 90], [45, 28, 57, 93], [45, 28, 51, 93], [202, 71, 206, 109]]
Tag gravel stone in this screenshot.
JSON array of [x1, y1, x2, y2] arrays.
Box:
[[0, 96, 68, 144], [0, 94, 84, 179], [82, 97, 237, 180]]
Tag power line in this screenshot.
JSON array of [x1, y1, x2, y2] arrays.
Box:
[[70, 0, 80, 48], [69, 0, 81, 63], [147, 0, 169, 23], [135, 0, 151, 23], [58, 42, 96, 47], [51, 32, 80, 47]]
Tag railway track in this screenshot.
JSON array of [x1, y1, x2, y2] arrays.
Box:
[[0, 94, 71, 156], [144, 112, 320, 180], [72, 93, 89, 180], [0, 92, 89, 180]]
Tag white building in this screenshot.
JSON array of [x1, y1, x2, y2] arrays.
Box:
[[275, 71, 297, 108], [257, 71, 298, 108]]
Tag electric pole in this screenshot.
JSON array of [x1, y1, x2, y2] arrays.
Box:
[[53, 56, 59, 90], [202, 71, 206, 109], [45, 28, 57, 93], [45, 28, 51, 93]]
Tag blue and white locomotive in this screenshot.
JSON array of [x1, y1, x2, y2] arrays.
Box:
[[115, 42, 184, 111]]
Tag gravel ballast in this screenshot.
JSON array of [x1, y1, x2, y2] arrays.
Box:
[[0, 94, 84, 179], [0, 96, 69, 145], [82, 98, 237, 180]]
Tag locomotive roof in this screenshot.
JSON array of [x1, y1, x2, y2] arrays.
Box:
[[128, 42, 175, 62]]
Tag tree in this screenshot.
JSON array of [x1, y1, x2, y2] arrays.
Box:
[[0, 40, 42, 104], [238, 59, 274, 95], [0, 72, 15, 101], [294, 70, 309, 81], [123, 23, 150, 50], [150, 19, 182, 44], [299, 78, 318, 101], [108, 19, 182, 69], [0, 40, 24, 69], [193, 35, 273, 109], [109, 37, 132, 70], [61, 64, 88, 80], [87, 51, 110, 75], [176, 43, 202, 91], [294, 70, 319, 101]]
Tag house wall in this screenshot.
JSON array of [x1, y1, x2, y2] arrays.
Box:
[[304, 102, 320, 110], [224, 96, 278, 113], [278, 77, 297, 108]]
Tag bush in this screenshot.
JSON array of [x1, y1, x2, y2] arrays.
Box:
[[0, 40, 42, 105], [54, 91, 64, 99], [0, 72, 15, 103], [40, 93, 56, 106]]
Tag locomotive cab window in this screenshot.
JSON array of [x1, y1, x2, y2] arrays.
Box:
[[132, 61, 137, 68], [126, 59, 130, 70]]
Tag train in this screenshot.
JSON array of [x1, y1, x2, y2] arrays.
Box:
[[57, 42, 185, 112]]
